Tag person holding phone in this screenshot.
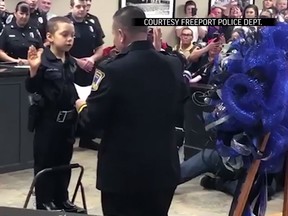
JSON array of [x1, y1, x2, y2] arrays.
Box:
[[203, 7, 226, 43], [175, 0, 207, 43]]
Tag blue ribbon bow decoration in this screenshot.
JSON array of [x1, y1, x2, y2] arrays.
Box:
[[203, 22, 288, 216]]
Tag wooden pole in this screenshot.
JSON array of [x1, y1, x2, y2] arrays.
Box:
[[232, 133, 271, 216], [283, 154, 288, 216]]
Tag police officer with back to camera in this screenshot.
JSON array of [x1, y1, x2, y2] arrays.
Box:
[[0, 1, 42, 64], [66, 0, 104, 150], [75, 6, 186, 216], [86, 0, 105, 39], [6, 0, 47, 41]]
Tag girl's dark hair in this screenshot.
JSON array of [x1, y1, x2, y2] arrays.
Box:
[[15, 1, 30, 13], [184, 0, 197, 13], [243, 4, 259, 18]]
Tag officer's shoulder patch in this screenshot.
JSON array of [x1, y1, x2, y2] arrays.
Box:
[[5, 14, 13, 24], [91, 69, 105, 91], [36, 29, 42, 38]]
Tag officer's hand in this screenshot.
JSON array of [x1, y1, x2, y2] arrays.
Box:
[[75, 99, 86, 112], [76, 58, 90, 72], [43, 41, 50, 47], [153, 27, 162, 51], [28, 46, 43, 77], [83, 57, 95, 72], [18, 59, 29, 65]]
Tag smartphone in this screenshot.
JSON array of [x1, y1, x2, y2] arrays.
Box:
[[213, 32, 220, 42]]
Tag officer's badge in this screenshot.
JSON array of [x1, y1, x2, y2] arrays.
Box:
[[91, 69, 105, 91], [38, 17, 43, 24], [5, 14, 13, 24], [89, 19, 95, 24], [36, 29, 41, 38], [29, 32, 34, 38], [89, 26, 94, 33]]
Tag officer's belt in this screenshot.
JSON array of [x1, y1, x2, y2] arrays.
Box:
[[41, 108, 77, 123]]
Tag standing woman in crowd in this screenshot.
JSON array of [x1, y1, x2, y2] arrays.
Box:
[[233, 4, 259, 34], [222, 4, 242, 41], [259, 0, 275, 13], [0, 1, 42, 64], [175, 0, 207, 43]]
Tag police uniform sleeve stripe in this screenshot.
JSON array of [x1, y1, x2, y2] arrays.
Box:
[[77, 103, 87, 114]]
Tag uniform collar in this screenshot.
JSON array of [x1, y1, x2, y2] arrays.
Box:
[[67, 12, 86, 23], [120, 40, 155, 54], [44, 47, 72, 63], [31, 8, 40, 16], [10, 19, 30, 30]]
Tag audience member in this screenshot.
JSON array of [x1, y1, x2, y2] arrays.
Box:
[[175, 0, 207, 43], [203, 7, 225, 42], [276, 0, 287, 11], [37, 0, 56, 20], [173, 27, 195, 59], [0, 1, 43, 63], [243, 4, 259, 18], [86, 0, 105, 39], [259, 0, 275, 13]]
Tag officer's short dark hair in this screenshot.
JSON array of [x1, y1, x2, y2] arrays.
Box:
[[47, 16, 73, 34], [70, 0, 86, 7], [15, 1, 30, 13], [113, 6, 147, 34]]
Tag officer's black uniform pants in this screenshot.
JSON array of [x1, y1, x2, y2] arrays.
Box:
[[101, 187, 176, 216], [33, 117, 75, 208]]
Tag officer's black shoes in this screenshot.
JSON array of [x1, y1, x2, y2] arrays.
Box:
[[37, 202, 61, 211], [55, 200, 86, 214], [79, 139, 100, 151]]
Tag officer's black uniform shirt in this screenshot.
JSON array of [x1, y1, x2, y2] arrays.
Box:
[[86, 13, 105, 38], [25, 48, 79, 110], [66, 13, 104, 58], [0, 20, 43, 59], [78, 41, 186, 192], [66, 13, 104, 86], [0, 11, 10, 29], [6, 9, 47, 41], [28, 9, 47, 41]]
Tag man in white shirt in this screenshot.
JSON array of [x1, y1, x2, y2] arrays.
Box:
[[37, 0, 56, 20]]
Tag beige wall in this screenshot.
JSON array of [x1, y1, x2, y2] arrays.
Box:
[[6, 0, 262, 46]]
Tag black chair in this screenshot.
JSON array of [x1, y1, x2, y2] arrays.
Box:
[[23, 163, 87, 214]]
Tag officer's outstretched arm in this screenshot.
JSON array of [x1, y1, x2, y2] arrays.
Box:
[[76, 68, 113, 137]]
